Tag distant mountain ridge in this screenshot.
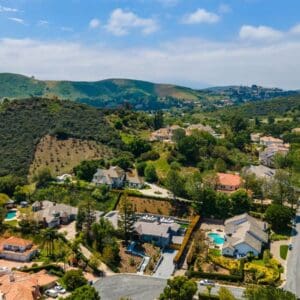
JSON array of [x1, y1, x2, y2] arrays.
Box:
[[0, 73, 298, 110]]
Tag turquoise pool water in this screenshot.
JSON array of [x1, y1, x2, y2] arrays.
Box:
[[208, 232, 224, 245], [5, 210, 17, 220]]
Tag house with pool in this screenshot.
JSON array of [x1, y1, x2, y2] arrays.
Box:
[[222, 213, 268, 257]]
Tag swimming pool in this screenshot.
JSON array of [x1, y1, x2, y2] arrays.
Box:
[[208, 232, 224, 245], [5, 210, 17, 220]]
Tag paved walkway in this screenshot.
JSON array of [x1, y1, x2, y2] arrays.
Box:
[[153, 249, 177, 279]]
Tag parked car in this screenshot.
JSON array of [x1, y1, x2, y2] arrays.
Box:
[[200, 279, 215, 286], [54, 285, 66, 294], [45, 289, 58, 298], [289, 244, 293, 250]]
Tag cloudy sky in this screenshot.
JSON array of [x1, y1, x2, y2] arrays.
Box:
[[1, 0, 300, 89]]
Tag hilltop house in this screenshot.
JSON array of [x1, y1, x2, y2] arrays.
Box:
[[33, 200, 78, 228], [216, 173, 242, 192], [222, 213, 268, 257], [0, 237, 38, 262], [149, 125, 181, 143], [0, 270, 58, 300], [92, 166, 143, 189], [92, 166, 126, 188]]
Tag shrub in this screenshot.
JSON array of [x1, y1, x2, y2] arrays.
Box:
[[280, 245, 288, 260], [187, 271, 243, 282], [62, 269, 88, 291]]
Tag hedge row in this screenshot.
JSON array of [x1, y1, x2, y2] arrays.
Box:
[[187, 270, 243, 282], [21, 264, 65, 275], [173, 215, 200, 265], [198, 293, 220, 300]]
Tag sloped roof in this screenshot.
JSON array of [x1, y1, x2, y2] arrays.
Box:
[[217, 173, 242, 187], [3, 236, 32, 247]]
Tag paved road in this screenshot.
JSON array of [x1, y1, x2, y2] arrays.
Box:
[[284, 207, 300, 298], [94, 274, 246, 300], [198, 283, 245, 299]]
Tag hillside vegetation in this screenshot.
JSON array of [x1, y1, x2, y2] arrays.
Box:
[[29, 135, 113, 180], [1, 73, 298, 110], [0, 98, 122, 179]]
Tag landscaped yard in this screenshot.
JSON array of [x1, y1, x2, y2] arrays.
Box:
[[280, 245, 288, 260]]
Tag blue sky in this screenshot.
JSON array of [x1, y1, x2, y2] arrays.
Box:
[[1, 0, 300, 88]]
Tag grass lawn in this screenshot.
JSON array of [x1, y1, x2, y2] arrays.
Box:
[[209, 248, 221, 256], [4, 219, 18, 227], [280, 245, 289, 260]]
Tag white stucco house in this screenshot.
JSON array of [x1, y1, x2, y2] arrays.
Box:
[[222, 213, 268, 257]]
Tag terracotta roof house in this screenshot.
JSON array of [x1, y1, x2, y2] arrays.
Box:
[[33, 201, 78, 228], [0, 237, 38, 262], [149, 125, 181, 143], [222, 213, 268, 257], [0, 270, 58, 300], [92, 166, 126, 189], [217, 173, 242, 192]]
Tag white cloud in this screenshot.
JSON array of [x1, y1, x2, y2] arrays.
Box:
[[8, 17, 25, 24], [239, 25, 283, 41], [37, 20, 49, 27], [0, 5, 18, 13], [89, 18, 100, 29], [182, 8, 220, 24], [1, 36, 300, 89], [106, 8, 158, 36], [290, 24, 300, 35]]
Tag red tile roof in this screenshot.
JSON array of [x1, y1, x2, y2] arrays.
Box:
[[217, 173, 242, 187]]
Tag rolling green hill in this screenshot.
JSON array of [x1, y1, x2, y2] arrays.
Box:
[[0, 73, 210, 110], [0, 98, 122, 179]]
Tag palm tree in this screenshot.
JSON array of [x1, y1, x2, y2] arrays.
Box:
[[40, 228, 64, 257]]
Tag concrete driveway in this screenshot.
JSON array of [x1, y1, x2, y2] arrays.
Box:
[[153, 249, 177, 279], [284, 207, 300, 298], [270, 240, 289, 280]]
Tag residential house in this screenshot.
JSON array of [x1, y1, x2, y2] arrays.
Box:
[[186, 124, 215, 136], [259, 136, 284, 147], [0, 237, 38, 262], [243, 165, 276, 180], [216, 173, 242, 192], [56, 174, 72, 183], [222, 213, 268, 257], [0, 270, 58, 300], [92, 166, 126, 189], [135, 218, 181, 248], [259, 144, 290, 167], [126, 170, 144, 189], [149, 125, 181, 143], [250, 133, 261, 143], [33, 201, 78, 228]]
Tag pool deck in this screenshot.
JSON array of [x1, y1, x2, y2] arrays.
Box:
[[4, 209, 19, 221]]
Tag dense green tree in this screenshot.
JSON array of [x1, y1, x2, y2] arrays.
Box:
[[62, 269, 88, 291], [34, 168, 53, 188], [74, 160, 104, 182], [265, 204, 294, 232], [159, 276, 197, 300], [192, 188, 217, 218], [128, 138, 151, 157], [102, 241, 121, 270], [112, 153, 134, 171], [172, 128, 186, 143], [144, 164, 158, 183], [231, 189, 251, 215], [153, 111, 164, 130], [214, 158, 227, 172], [215, 193, 231, 219], [0, 175, 25, 196], [40, 228, 65, 257], [136, 161, 147, 176], [177, 136, 199, 163], [119, 194, 136, 245], [165, 169, 186, 198], [244, 285, 296, 300], [229, 116, 248, 133], [65, 285, 100, 300]]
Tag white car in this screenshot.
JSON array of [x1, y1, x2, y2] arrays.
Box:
[[200, 279, 215, 286], [54, 285, 66, 294], [45, 289, 58, 298]]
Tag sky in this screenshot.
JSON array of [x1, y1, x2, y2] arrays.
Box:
[[1, 0, 300, 89]]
